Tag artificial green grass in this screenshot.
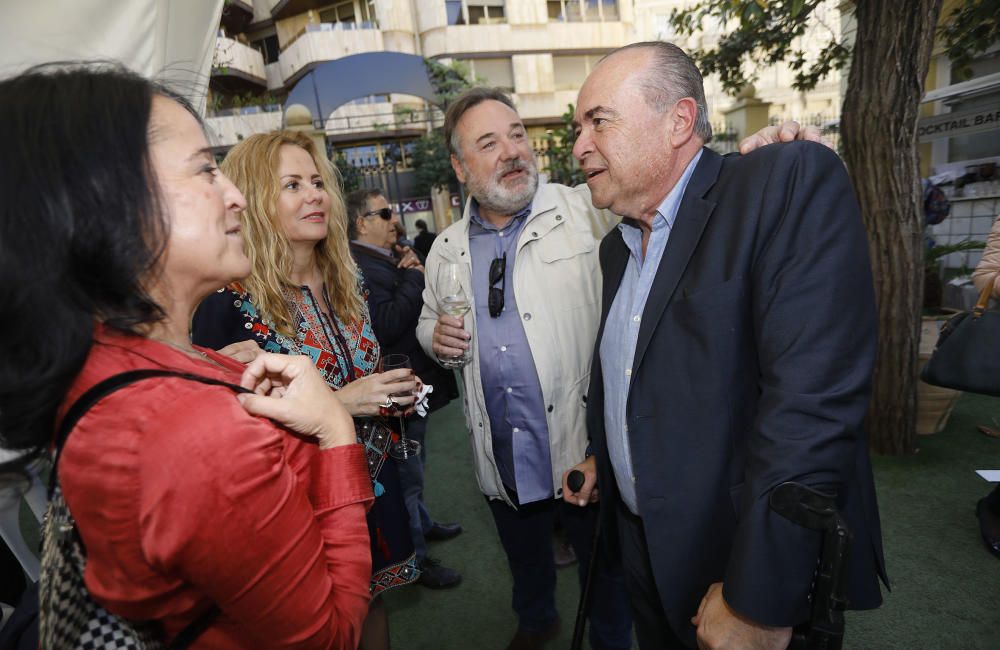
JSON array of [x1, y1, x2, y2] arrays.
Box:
[[387, 392, 1000, 649]]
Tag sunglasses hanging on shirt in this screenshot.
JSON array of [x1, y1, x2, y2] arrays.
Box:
[[488, 254, 506, 318]]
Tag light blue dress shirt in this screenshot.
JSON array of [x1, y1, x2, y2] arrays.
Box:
[[600, 150, 703, 515], [468, 201, 553, 504]]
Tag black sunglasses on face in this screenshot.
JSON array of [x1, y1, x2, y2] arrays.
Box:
[[364, 207, 393, 220], [488, 254, 506, 318]]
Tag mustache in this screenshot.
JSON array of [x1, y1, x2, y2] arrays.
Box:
[[494, 158, 532, 180]]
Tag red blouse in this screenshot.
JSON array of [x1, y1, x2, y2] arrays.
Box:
[[57, 326, 374, 649]]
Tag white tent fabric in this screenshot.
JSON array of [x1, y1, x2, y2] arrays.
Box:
[[0, 0, 224, 113]]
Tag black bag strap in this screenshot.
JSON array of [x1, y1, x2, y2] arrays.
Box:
[[50, 368, 252, 649], [51, 369, 251, 493]]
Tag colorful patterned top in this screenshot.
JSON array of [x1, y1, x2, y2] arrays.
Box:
[[192, 282, 419, 597]]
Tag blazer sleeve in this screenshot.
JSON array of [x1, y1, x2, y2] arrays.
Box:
[[138, 383, 374, 649], [416, 241, 446, 364], [722, 142, 878, 626], [361, 263, 426, 347]]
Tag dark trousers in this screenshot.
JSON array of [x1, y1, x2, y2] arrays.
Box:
[[487, 494, 633, 650], [616, 504, 690, 649], [395, 415, 433, 561]]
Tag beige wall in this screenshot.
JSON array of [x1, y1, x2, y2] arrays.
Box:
[[279, 28, 385, 82]]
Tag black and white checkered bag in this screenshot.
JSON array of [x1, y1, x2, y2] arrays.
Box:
[[39, 484, 165, 649], [38, 369, 243, 649]]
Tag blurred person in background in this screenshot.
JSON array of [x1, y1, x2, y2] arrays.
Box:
[[346, 188, 463, 589]]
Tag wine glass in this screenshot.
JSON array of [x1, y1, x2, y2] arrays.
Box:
[[380, 353, 421, 460], [437, 262, 471, 369]]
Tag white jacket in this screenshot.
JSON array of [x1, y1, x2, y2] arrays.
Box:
[[417, 182, 618, 506]]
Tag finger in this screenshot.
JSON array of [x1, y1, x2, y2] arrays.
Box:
[[237, 393, 291, 422], [379, 368, 415, 381], [738, 133, 763, 154], [240, 352, 305, 390], [438, 315, 465, 329], [778, 120, 800, 141], [436, 326, 470, 343], [434, 342, 466, 358]]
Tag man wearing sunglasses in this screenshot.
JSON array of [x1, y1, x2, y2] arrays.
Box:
[[416, 86, 825, 650], [346, 188, 464, 590]]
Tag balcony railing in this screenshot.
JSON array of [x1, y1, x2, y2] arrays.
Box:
[[278, 23, 383, 84], [212, 36, 267, 85]]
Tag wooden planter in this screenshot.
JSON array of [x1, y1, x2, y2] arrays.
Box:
[[917, 312, 962, 435]]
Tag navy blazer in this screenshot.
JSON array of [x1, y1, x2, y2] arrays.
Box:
[[587, 143, 887, 643]]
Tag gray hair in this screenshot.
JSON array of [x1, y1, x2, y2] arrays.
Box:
[[344, 187, 384, 240], [610, 41, 713, 142]]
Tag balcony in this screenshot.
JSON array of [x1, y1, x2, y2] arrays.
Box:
[[420, 19, 630, 59], [211, 36, 267, 94], [219, 0, 254, 34], [279, 23, 384, 85], [205, 105, 284, 150]]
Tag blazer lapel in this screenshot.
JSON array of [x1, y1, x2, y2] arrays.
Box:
[[632, 148, 723, 372]]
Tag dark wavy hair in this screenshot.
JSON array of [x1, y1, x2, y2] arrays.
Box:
[[0, 63, 196, 476]]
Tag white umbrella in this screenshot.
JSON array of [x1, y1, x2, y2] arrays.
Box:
[[0, 0, 224, 113]]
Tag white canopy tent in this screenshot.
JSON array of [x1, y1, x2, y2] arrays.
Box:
[[0, 0, 224, 113]]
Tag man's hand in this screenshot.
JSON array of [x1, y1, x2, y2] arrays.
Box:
[[432, 314, 469, 359], [395, 245, 424, 272], [561, 456, 599, 507], [739, 120, 833, 154], [215, 340, 263, 364], [692, 583, 792, 650]]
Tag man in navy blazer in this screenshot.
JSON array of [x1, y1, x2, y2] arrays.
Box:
[[562, 42, 887, 649]]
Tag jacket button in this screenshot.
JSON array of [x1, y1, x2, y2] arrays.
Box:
[[523, 313, 531, 321], [555, 215, 562, 221], [532, 231, 538, 237], [547, 404, 554, 412]]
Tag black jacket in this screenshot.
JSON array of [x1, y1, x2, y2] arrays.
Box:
[[350, 242, 458, 412]]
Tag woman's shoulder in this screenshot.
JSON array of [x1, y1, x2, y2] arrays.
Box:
[[191, 284, 262, 349]]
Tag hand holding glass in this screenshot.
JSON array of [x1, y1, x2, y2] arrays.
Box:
[[379, 353, 421, 460], [437, 262, 471, 369]]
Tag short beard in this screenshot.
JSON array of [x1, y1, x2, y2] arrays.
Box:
[[463, 158, 539, 216]]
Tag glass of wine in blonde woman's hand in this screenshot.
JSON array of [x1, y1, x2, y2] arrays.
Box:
[[380, 353, 421, 460], [437, 262, 471, 369]]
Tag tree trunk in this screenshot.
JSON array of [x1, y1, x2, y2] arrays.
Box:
[[841, 0, 942, 455]]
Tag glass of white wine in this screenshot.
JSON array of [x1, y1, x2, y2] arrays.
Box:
[[437, 262, 471, 369]]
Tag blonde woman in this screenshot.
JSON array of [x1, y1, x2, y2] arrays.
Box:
[[193, 131, 420, 648]]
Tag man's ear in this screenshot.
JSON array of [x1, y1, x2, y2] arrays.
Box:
[[670, 97, 698, 146], [354, 215, 366, 237], [451, 154, 466, 184]]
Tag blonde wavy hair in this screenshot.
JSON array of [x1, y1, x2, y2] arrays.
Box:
[[221, 131, 362, 336]]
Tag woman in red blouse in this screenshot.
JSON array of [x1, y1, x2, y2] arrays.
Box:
[[0, 64, 373, 649]]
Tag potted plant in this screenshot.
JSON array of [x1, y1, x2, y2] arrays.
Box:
[[918, 238, 986, 434]]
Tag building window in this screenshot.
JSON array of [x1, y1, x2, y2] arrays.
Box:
[[548, 0, 617, 22], [251, 34, 280, 64], [318, 0, 377, 27], [552, 54, 602, 90], [463, 58, 515, 91], [447, 0, 506, 26]]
